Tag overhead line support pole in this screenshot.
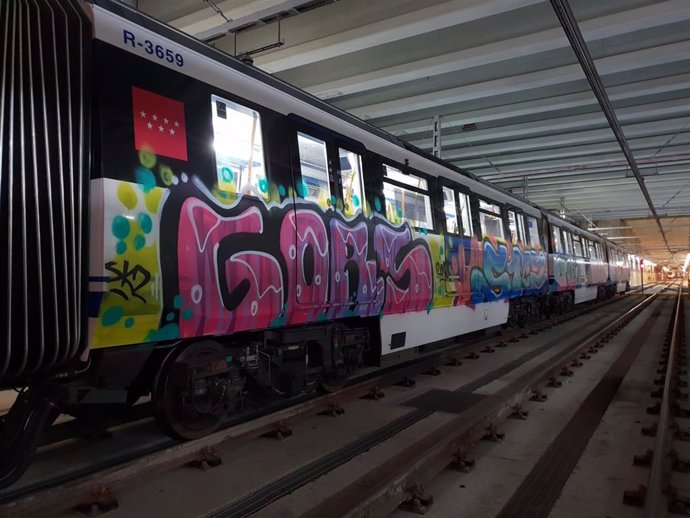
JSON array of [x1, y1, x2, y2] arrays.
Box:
[[432, 114, 442, 158], [549, 0, 671, 254]]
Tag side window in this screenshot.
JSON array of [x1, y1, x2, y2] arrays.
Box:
[[565, 232, 573, 255], [526, 216, 540, 247], [517, 214, 527, 243], [508, 210, 527, 243], [211, 95, 267, 198], [478, 199, 504, 239], [442, 186, 459, 234], [572, 235, 583, 257], [458, 192, 472, 237], [507, 211, 520, 243], [383, 165, 433, 229], [552, 226, 563, 253], [339, 148, 366, 217], [297, 132, 331, 206]]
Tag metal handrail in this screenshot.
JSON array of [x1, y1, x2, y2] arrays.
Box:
[[644, 283, 683, 517]]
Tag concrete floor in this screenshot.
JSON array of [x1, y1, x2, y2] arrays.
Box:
[[50, 299, 638, 518], [551, 294, 690, 518], [385, 294, 669, 518]]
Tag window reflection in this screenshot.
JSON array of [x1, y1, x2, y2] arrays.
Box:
[[340, 148, 366, 217], [297, 132, 331, 208], [211, 95, 267, 199]]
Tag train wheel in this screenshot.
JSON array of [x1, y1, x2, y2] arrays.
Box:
[[565, 292, 574, 312], [152, 341, 244, 441], [320, 343, 363, 393]]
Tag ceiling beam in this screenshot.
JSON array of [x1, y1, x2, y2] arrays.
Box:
[[306, 0, 690, 99], [446, 134, 690, 167], [168, 1, 294, 36], [551, 0, 669, 252], [456, 141, 690, 170], [347, 40, 690, 120], [384, 73, 690, 136], [496, 171, 690, 190], [413, 112, 690, 154], [252, 0, 544, 73], [195, 1, 308, 41], [473, 152, 690, 180]]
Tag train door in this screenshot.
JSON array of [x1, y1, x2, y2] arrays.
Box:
[[287, 117, 375, 313], [439, 178, 473, 301], [328, 140, 377, 309], [287, 120, 336, 312], [506, 207, 528, 294]]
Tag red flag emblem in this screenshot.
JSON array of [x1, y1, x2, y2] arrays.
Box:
[[132, 86, 188, 161]]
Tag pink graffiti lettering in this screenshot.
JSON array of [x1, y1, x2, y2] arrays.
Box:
[[374, 225, 433, 314], [177, 199, 283, 337]]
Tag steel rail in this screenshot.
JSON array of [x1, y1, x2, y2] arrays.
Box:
[[0, 295, 644, 515], [644, 283, 684, 517], [205, 296, 654, 518], [299, 288, 664, 518]]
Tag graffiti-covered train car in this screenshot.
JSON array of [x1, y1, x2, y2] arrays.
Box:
[[0, 0, 628, 486], [545, 213, 622, 309]]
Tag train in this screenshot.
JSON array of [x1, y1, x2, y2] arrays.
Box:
[[0, 0, 638, 486]]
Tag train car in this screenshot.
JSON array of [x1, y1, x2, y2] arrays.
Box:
[[606, 243, 631, 294], [0, 0, 636, 486], [544, 214, 611, 309]]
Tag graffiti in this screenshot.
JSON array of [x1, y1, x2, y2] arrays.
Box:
[[105, 260, 152, 303], [166, 178, 433, 338], [444, 235, 482, 305], [91, 157, 554, 349], [550, 254, 608, 292], [176, 199, 284, 336], [374, 224, 433, 314], [328, 219, 379, 316], [470, 237, 548, 302]]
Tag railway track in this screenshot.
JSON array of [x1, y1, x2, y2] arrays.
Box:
[[0, 286, 667, 517], [288, 284, 675, 518], [622, 281, 688, 517]]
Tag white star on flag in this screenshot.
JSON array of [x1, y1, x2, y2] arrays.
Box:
[[158, 125, 164, 132], [169, 128, 175, 135], [163, 117, 169, 125], [174, 121, 180, 128], [140, 111, 146, 118], [146, 122, 153, 129], [152, 114, 158, 121]]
